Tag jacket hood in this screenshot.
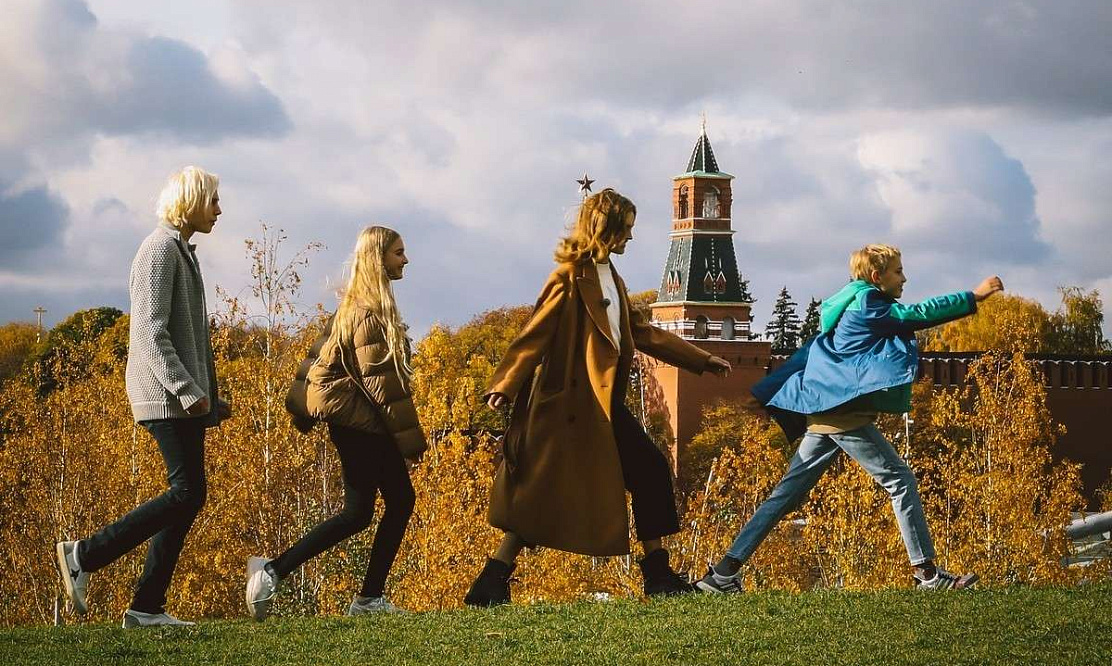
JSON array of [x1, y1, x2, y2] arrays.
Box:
[[820, 280, 876, 333]]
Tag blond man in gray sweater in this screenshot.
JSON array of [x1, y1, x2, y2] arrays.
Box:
[[55, 166, 230, 628]]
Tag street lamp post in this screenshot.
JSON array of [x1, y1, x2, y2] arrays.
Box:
[[33, 306, 47, 342]]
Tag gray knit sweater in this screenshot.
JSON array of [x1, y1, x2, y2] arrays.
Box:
[[125, 223, 220, 426]]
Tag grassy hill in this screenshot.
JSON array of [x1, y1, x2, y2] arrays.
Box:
[[3, 584, 1110, 665]]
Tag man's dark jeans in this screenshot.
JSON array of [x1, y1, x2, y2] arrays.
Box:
[[78, 417, 207, 614]]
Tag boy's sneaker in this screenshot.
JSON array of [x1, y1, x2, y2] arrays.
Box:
[[639, 548, 695, 597], [695, 565, 744, 594], [246, 556, 279, 621], [464, 558, 515, 607], [347, 595, 407, 616], [915, 568, 979, 590], [122, 610, 195, 628], [54, 541, 89, 614]]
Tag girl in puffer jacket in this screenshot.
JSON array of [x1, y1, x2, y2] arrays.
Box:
[[246, 226, 427, 619]]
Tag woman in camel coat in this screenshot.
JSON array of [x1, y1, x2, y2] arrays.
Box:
[[464, 188, 731, 606]]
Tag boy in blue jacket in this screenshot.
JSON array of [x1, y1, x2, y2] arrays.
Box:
[[698, 244, 1003, 592]]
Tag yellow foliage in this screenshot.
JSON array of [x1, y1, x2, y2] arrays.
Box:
[[913, 352, 1084, 585], [0, 321, 38, 382], [922, 294, 1050, 353], [0, 237, 1103, 625], [670, 404, 817, 591]]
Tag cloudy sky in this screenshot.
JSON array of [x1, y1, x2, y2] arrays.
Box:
[[2, 0, 1111, 339]]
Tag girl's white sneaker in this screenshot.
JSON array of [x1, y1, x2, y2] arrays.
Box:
[[347, 595, 406, 616], [246, 556, 279, 621], [121, 610, 194, 628]]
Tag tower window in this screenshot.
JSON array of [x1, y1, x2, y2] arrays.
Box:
[[678, 185, 689, 219], [666, 270, 682, 296], [722, 316, 735, 340], [694, 315, 709, 339], [703, 270, 727, 295], [702, 186, 719, 218]]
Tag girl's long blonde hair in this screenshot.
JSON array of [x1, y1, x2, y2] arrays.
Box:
[[554, 188, 636, 264], [328, 226, 413, 382]]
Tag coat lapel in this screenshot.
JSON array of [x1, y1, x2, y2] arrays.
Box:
[[574, 263, 619, 350]]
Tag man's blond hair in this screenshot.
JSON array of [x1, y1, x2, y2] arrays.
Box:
[[156, 166, 219, 230], [850, 244, 901, 281]]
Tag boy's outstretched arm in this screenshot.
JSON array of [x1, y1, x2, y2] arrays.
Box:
[[867, 275, 1004, 335]]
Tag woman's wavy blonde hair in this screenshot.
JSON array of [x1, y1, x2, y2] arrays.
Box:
[[554, 188, 636, 264], [156, 166, 219, 230], [328, 226, 413, 382]]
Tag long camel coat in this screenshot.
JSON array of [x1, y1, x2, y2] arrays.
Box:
[[485, 261, 712, 556]]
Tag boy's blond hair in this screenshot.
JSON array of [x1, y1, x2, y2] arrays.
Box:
[[850, 244, 901, 281]]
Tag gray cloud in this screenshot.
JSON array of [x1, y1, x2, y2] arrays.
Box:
[[858, 128, 1051, 268], [232, 0, 1112, 118], [0, 0, 290, 151], [86, 36, 291, 143], [0, 184, 69, 268]]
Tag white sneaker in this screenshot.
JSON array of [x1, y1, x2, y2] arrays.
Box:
[[246, 556, 279, 621], [121, 609, 195, 628], [54, 541, 89, 614], [347, 595, 407, 616]]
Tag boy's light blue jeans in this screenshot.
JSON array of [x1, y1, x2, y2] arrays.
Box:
[[726, 424, 935, 566]]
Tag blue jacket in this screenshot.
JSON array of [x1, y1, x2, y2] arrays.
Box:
[[754, 280, 976, 440]]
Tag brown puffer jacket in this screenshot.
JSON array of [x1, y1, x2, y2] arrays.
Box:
[[305, 310, 427, 460]]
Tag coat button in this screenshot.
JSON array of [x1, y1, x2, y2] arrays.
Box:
[[571, 379, 577, 387], [568, 414, 576, 423]]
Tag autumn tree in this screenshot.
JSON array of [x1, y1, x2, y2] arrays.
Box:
[[0, 322, 38, 384], [410, 306, 532, 440], [1049, 287, 1108, 354], [920, 293, 1051, 353], [912, 352, 1085, 584], [921, 287, 1107, 355], [0, 312, 137, 624], [26, 306, 124, 394], [203, 225, 334, 617]]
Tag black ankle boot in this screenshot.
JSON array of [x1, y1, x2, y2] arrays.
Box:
[[639, 548, 694, 597], [464, 557, 515, 607]]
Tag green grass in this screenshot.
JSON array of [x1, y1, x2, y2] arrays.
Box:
[[3, 585, 1110, 665]]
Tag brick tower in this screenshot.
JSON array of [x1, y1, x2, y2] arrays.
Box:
[[647, 124, 772, 467]]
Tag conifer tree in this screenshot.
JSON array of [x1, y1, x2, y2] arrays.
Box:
[[799, 298, 821, 344], [765, 286, 802, 354], [739, 274, 755, 303]]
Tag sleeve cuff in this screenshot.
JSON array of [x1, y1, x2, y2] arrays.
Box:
[[178, 386, 207, 411]]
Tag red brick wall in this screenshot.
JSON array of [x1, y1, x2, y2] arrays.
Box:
[[646, 339, 771, 470]]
